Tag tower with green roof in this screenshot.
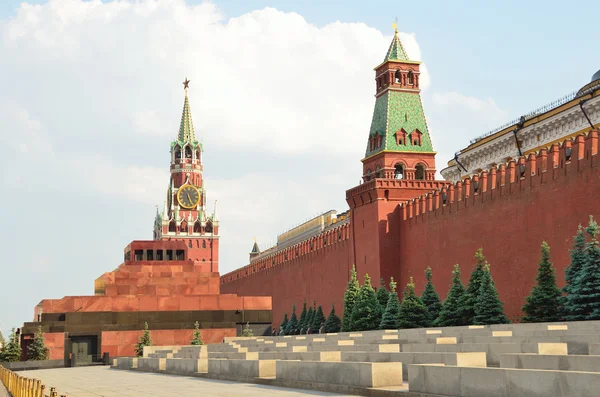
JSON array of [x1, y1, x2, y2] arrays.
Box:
[[362, 27, 437, 182], [152, 78, 220, 271]]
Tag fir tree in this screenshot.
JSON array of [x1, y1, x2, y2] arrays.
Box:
[[190, 321, 204, 345], [350, 274, 382, 331], [376, 278, 389, 312], [27, 326, 49, 360], [312, 305, 326, 330], [0, 328, 22, 362], [436, 264, 466, 327], [577, 217, 600, 320], [324, 304, 342, 333], [298, 300, 308, 330], [287, 304, 299, 334], [380, 277, 401, 329], [342, 265, 360, 332], [241, 322, 254, 337], [458, 248, 487, 325], [522, 241, 562, 323], [473, 264, 509, 325], [398, 277, 430, 329], [306, 306, 314, 332], [134, 322, 152, 357], [562, 225, 588, 320], [280, 314, 289, 333], [421, 267, 442, 326]]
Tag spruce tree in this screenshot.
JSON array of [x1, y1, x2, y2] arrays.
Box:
[[312, 305, 326, 330], [1, 328, 22, 362], [280, 314, 289, 333], [577, 217, 600, 320], [562, 225, 588, 320], [190, 321, 204, 345], [298, 300, 308, 330], [473, 264, 509, 325], [350, 274, 382, 331], [522, 241, 562, 323], [324, 304, 342, 333], [342, 265, 360, 331], [398, 277, 430, 329], [380, 277, 401, 329], [27, 326, 49, 360], [421, 267, 442, 326], [458, 248, 487, 325], [306, 306, 314, 332], [288, 305, 299, 334], [134, 322, 152, 357], [436, 264, 466, 327], [376, 278, 389, 312], [241, 322, 254, 337]]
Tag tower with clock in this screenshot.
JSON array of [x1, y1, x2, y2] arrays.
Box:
[[153, 78, 220, 271]]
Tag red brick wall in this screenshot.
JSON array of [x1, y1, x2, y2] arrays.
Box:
[[396, 133, 600, 321]]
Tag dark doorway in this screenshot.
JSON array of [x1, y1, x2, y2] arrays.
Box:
[[71, 335, 98, 366]]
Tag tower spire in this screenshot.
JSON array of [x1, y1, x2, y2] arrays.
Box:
[[384, 19, 409, 62], [178, 77, 196, 144]]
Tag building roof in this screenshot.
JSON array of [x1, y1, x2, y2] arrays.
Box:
[[172, 87, 201, 150], [592, 68, 600, 83], [250, 241, 260, 255], [384, 29, 409, 62]]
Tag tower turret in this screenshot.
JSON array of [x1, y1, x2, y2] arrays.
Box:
[[362, 26, 436, 182]]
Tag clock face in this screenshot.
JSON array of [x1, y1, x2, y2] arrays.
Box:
[[177, 185, 200, 209]]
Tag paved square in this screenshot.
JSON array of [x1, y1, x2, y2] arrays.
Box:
[[22, 366, 353, 397]]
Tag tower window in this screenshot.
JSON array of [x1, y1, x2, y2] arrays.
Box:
[[202, 240, 206, 249], [394, 164, 404, 179], [185, 146, 192, 158], [407, 70, 414, 85], [395, 69, 401, 84], [169, 221, 176, 233], [415, 164, 425, 180], [194, 221, 201, 233], [205, 221, 213, 234], [375, 167, 382, 178]]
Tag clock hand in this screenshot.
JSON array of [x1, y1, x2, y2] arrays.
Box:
[[187, 192, 192, 203]]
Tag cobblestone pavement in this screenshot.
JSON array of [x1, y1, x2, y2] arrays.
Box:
[[22, 366, 352, 397]]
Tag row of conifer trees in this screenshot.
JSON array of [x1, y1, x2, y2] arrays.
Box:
[[279, 300, 342, 335], [0, 326, 49, 362]]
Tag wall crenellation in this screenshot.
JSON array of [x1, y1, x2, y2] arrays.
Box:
[[400, 130, 599, 221], [220, 221, 351, 284]]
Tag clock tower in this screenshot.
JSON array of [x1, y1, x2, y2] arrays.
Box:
[[153, 79, 219, 270]]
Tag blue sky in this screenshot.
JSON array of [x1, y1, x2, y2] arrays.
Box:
[[0, 0, 598, 334]]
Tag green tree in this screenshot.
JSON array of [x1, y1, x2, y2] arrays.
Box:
[[280, 314, 289, 334], [522, 241, 562, 323], [312, 305, 326, 330], [380, 277, 401, 329], [0, 328, 22, 362], [298, 300, 308, 330], [190, 321, 204, 345], [421, 267, 442, 326], [458, 249, 487, 325], [350, 274, 382, 331], [134, 322, 152, 357], [436, 264, 466, 327], [576, 217, 600, 320], [342, 265, 360, 331], [305, 306, 314, 332], [398, 277, 430, 329], [27, 326, 49, 360], [324, 304, 341, 333], [473, 264, 509, 325], [287, 304, 299, 334], [376, 278, 389, 312], [562, 225, 588, 320], [241, 322, 254, 337]]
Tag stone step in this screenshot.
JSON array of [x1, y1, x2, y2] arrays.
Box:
[[499, 353, 600, 372], [208, 359, 276, 379]]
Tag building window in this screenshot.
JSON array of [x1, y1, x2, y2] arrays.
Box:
[[395, 69, 401, 83], [156, 250, 163, 261], [124, 251, 131, 261], [175, 250, 184, 260], [202, 240, 206, 249], [166, 250, 173, 260], [415, 164, 425, 180], [194, 221, 201, 233], [134, 250, 143, 261], [146, 250, 154, 261], [394, 163, 404, 179], [205, 221, 213, 234], [169, 221, 176, 233], [407, 70, 414, 85], [185, 146, 192, 158]]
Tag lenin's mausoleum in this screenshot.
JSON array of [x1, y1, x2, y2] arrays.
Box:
[[20, 29, 600, 362]]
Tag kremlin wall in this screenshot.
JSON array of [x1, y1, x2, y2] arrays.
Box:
[[220, 31, 600, 326]]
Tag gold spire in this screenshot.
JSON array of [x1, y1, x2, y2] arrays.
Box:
[[392, 16, 398, 33]]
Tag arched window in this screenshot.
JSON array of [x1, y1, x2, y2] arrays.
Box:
[[205, 221, 213, 234], [193, 221, 201, 233], [180, 220, 188, 233], [175, 149, 182, 160], [168, 221, 176, 232], [394, 164, 404, 179], [365, 168, 372, 181], [395, 69, 401, 83], [407, 70, 414, 85], [415, 164, 425, 180], [375, 166, 382, 178], [185, 146, 192, 158], [202, 240, 206, 249]]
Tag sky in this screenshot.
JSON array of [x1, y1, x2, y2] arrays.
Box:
[[1, 0, 599, 334]]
